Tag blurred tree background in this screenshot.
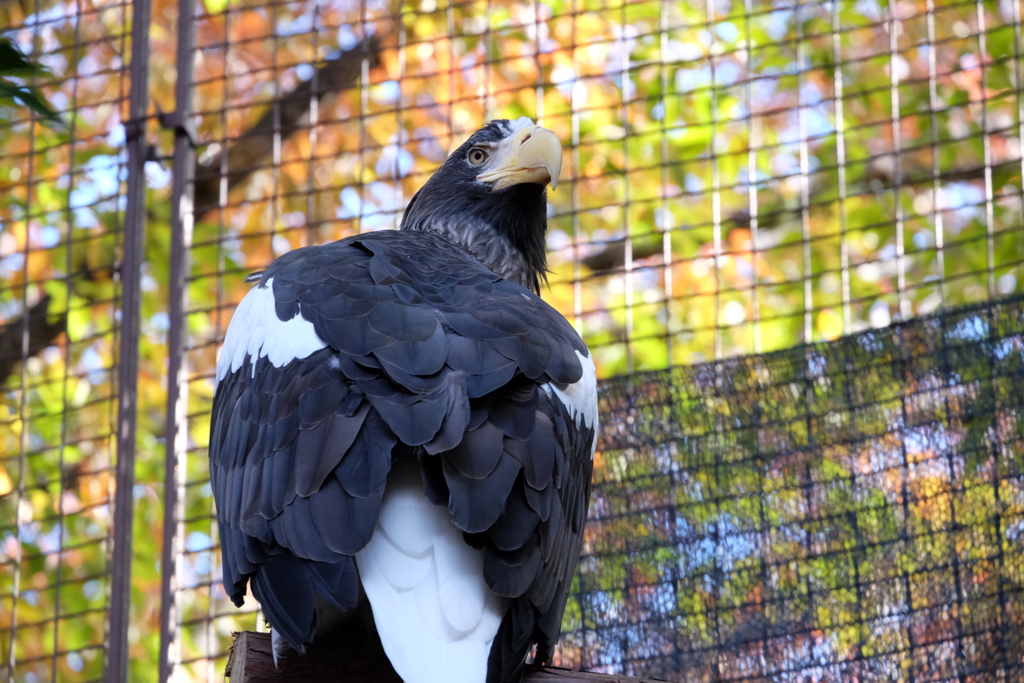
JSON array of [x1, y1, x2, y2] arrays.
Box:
[[1, 0, 1023, 679]]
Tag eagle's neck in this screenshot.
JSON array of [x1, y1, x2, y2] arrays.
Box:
[[399, 182, 549, 293], [408, 220, 537, 291]]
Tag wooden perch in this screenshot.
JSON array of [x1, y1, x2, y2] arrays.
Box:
[[193, 35, 381, 216], [226, 631, 665, 683]]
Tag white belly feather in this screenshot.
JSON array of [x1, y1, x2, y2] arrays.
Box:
[[356, 459, 507, 683]]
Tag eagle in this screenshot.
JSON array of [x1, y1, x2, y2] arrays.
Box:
[[209, 118, 598, 683]]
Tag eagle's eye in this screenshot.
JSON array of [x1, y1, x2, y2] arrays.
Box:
[[468, 148, 488, 165]]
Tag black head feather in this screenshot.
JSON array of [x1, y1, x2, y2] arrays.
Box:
[[399, 119, 550, 293]]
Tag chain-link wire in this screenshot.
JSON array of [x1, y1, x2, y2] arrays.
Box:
[[0, 0, 150, 678], [5, 0, 1024, 679], [559, 294, 1024, 680], [153, 0, 1024, 679]]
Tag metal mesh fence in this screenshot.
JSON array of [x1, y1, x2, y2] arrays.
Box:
[[3, 0, 1024, 679], [177, 0, 1024, 372], [564, 294, 1024, 681], [159, 0, 1024, 679], [0, 0, 138, 679]]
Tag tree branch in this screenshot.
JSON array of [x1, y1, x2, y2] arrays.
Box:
[[580, 236, 664, 273], [226, 631, 666, 683], [0, 294, 65, 386], [579, 157, 1012, 276], [193, 35, 381, 216], [0, 38, 382, 384]]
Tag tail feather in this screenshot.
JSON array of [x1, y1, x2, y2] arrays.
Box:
[[251, 554, 314, 652], [251, 553, 358, 655], [308, 557, 359, 614]]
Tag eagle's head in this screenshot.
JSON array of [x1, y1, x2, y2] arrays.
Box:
[[400, 118, 562, 294]]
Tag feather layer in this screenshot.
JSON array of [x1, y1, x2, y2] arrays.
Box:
[[356, 459, 506, 683], [208, 230, 597, 681]]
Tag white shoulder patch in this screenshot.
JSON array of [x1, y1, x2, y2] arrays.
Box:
[[541, 350, 598, 460], [215, 278, 328, 382], [356, 459, 506, 683], [542, 349, 598, 430]]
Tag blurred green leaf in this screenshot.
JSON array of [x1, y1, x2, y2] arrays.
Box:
[[0, 37, 64, 128], [0, 37, 49, 76]]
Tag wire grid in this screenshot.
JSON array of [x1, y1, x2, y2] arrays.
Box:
[[161, 0, 1024, 679], [560, 294, 1024, 681], [0, 0, 135, 680]]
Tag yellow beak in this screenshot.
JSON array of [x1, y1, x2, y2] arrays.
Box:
[[476, 125, 563, 191]]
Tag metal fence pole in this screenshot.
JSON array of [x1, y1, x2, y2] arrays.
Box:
[[106, 0, 152, 674], [158, 0, 198, 675]]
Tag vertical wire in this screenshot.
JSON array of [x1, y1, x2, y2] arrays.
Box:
[[743, 0, 761, 353], [982, 301, 1011, 673], [108, 0, 154, 669], [620, 1, 633, 374], [936, 313, 969, 683], [886, 0, 908, 320], [836, 339, 865, 667], [1015, 0, 1024, 301], [213, 0, 235, 651], [484, 0, 493, 120], [660, 0, 674, 364], [394, 8, 406, 231], [706, 0, 723, 360], [832, 0, 851, 333], [158, 0, 197, 675], [985, 0, 1020, 642], [752, 357, 771, 678], [270, 0, 282, 258], [798, 351, 818, 683], [357, 1, 370, 234], [306, 0, 322, 245], [51, 0, 85, 676], [105, 0, 132, 667], [212, 0, 260, 661], [796, 0, 813, 342], [925, 0, 945, 309], [975, 0, 996, 298], [571, 0, 582, 336], [218, 0, 232, 366], [710, 362, 727, 683], [895, 333, 917, 683], [566, 1, 585, 650], [445, 0, 455, 150], [658, 0, 682, 664], [207, 0, 228, 671], [7, 0, 42, 676], [532, 0, 543, 124]]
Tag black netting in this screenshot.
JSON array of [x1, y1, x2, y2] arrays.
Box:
[[555, 294, 1024, 682]]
